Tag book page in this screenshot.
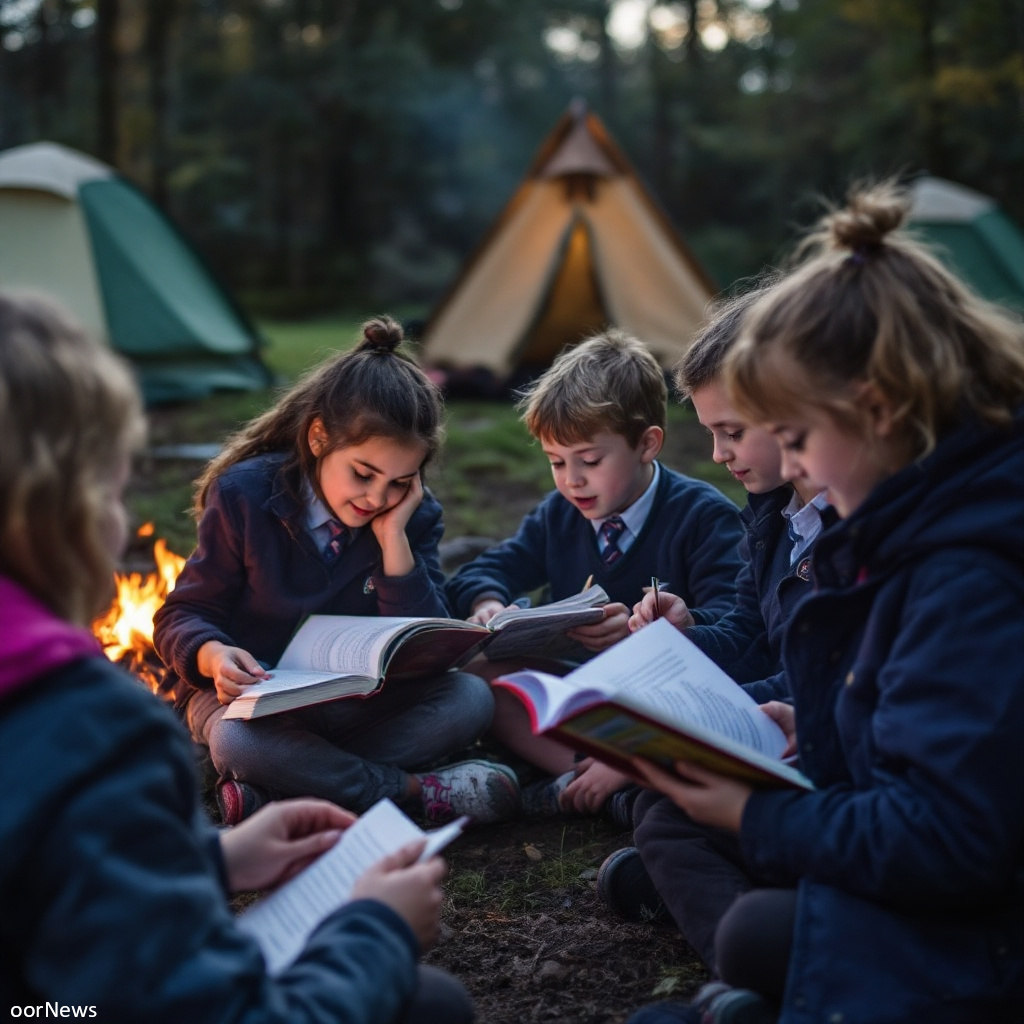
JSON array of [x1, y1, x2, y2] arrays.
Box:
[[220, 669, 380, 720], [277, 616, 427, 675], [236, 799, 467, 975], [487, 585, 609, 628], [557, 620, 786, 757], [482, 606, 606, 662]]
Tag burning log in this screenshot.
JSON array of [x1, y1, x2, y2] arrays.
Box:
[[92, 524, 186, 695]]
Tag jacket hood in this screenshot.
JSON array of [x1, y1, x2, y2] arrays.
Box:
[[815, 408, 1024, 586], [0, 576, 101, 700]]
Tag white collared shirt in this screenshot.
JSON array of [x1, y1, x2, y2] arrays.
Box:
[[592, 461, 661, 557], [782, 489, 830, 565]]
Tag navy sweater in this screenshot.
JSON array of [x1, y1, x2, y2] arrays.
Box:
[[446, 462, 744, 630], [686, 485, 826, 702]]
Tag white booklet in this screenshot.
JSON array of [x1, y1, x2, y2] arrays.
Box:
[[236, 798, 468, 975]]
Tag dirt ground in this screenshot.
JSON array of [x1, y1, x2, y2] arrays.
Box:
[[136, 399, 719, 1023], [423, 811, 708, 1024]]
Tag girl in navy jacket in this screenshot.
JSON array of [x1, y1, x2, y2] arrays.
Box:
[[154, 317, 519, 826], [627, 180, 1024, 1024]]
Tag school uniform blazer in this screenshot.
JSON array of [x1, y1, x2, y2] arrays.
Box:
[[0, 656, 421, 1022], [154, 453, 450, 707], [739, 412, 1024, 1023], [686, 485, 823, 702], [445, 462, 744, 630]]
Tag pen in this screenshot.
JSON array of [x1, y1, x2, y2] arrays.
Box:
[[651, 577, 661, 619], [581, 574, 594, 593]]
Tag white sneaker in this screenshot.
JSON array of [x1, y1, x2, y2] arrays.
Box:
[[417, 760, 522, 824]]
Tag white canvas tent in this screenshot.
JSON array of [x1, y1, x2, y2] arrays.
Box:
[[421, 101, 716, 384]]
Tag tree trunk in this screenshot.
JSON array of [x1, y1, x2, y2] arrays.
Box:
[[96, 0, 121, 165]]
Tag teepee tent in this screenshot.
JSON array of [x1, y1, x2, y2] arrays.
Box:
[[0, 141, 273, 404], [909, 176, 1024, 313], [421, 101, 716, 384]]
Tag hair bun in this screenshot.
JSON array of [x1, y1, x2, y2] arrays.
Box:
[[361, 315, 404, 353], [827, 180, 909, 253]]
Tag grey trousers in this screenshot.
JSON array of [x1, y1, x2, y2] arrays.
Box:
[[187, 670, 494, 812]]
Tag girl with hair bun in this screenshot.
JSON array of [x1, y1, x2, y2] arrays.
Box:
[[626, 180, 1024, 1024], [155, 315, 521, 828]]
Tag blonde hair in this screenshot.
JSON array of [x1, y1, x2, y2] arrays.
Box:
[[0, 291, 146, 626], [725, 179, 1024, 458], [518, 329, 667, 447], [194, 315, 444, 514]]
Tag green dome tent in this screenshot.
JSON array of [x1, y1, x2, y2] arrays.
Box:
[[909, 176, 1024, 314], [0, 141, 272, 404]]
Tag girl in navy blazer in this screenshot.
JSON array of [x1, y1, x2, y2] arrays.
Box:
[[627, 180, 1024, 1024], [154, 316, 520, 826]]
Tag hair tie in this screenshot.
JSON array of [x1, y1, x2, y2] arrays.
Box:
[[846, 242, 879, 267]]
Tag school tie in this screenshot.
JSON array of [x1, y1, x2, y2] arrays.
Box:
[[599, 515, 626, 566], [323, 518, 349, 563]]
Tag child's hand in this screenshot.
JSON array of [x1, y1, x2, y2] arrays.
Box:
[[370, 472, 424, 545], [561, 759, 632, 814], [197, 640, 269, 704], [468, 598, 507, 625], [631, 756, 752, 832], [351, 841, 446, 951], [568, 602, 630, 652], [369, 473, 423, 577], [628, 590, 694, 632], [760, 701, 797, 758], [219, 798, 356, 893]]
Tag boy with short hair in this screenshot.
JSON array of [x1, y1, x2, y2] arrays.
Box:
[[447, 328, 745, 816]]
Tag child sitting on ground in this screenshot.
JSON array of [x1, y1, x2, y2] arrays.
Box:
[[446, 329, 745, 818], [0, 290, 473, 1024], [154, 316, 520, 827], [626, 178, 1024, 1024], [598, 287, 830, 963]]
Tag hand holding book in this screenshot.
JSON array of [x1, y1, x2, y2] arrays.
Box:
[[493, 618, 813, 791]]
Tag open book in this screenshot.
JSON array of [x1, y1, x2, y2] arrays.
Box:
[[493, 618, 813, 791], [222, 585, 609, 720], [236, 798, 467, 974]]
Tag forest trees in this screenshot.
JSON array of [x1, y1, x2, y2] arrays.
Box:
[[1, 0, 1021, 311]]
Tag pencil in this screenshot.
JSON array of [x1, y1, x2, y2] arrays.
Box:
[[582, 574, 594, 593], [651, 577, 661, 619]]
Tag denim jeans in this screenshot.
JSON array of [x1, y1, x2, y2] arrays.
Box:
[[187, 670, 494, 812]]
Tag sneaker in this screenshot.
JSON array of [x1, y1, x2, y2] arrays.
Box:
[[692, 982, 777, 1024], [596, 846, 669, 923], [416, 760, 522, 824], [521, 770, 575, 817], [216, 779, 269, 826], [605, 784, 640, 830]]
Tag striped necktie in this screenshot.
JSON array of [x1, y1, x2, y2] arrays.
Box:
[[323, 518, 349, 563], [599, 515, 626, 566]]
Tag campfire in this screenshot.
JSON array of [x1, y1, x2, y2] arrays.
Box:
[[92, 523, 186, 694]]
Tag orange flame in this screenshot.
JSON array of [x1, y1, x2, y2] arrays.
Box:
[[92, 525, 186, 693]]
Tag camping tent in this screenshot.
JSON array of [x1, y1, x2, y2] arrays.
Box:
[[0, 141, 273, 404], [908, 176, 1024, 314], [420, 101, 716, 386]]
